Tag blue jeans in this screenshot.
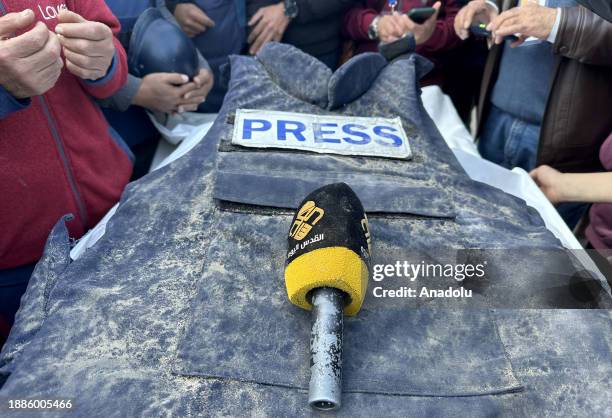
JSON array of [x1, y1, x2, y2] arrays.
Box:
[[479, 105, 587, 229], [479, 105, 540, 172]]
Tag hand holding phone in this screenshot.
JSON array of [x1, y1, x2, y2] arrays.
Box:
[[470, 23, 519, 42], [408, 7, 436, 24]]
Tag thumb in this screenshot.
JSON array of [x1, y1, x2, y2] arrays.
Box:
[[431, 2, 442, 19], [0, 9, 35, 38], [57, 10, 86, 24], [159, 73, 190, 85]]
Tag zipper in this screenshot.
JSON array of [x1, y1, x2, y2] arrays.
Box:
[[38, 96, 89, 226], [0, 1, 5, 15]]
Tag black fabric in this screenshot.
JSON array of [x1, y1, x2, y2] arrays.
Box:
[[247, 0, 356, 68], [577, 0, 612, 22], [0, 263, 35, 350]]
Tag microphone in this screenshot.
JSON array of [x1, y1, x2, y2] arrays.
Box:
[[284, 183, 372, 410]]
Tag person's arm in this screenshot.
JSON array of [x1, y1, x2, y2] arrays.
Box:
[[294, 0, 355, 24], [98, 74, 142, 111], [530, 165, 612, 204], [559, 173, 612, 203], [158, 0, 211, 71], [553, 6, 612, 66], [64, 0, 128, 99], [417, 0, 462, 54], [342, 2, 379, 42]]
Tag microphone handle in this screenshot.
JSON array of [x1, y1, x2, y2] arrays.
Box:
[[308, 287, 344, 411]]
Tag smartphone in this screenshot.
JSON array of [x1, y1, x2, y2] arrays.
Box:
[[408, 7, 436, 24], [470, 23, 519, 42]]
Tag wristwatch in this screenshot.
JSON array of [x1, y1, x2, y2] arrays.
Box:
[[284, 0, 299, 19], [368, 16, 381, 40]]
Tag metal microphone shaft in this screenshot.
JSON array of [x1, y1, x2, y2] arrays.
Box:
[[308, 287, 345, 411]]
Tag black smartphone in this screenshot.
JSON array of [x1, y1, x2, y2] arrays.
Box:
[[408, 7, 436, 24]]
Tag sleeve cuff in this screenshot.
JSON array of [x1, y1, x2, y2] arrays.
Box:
[[0, 86, 31, 118], [361, 12, 378, 39], [166, 0, 194, 14], [546, 8, 561, 43], [84, 51, 118, 86]]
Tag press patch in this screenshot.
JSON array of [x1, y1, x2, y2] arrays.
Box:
[[232, 109, 413, 160]]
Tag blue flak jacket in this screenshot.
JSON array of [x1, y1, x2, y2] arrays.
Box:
[[1, 44, 610, 417]]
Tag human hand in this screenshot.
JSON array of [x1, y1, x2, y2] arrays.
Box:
[[247, 3, 290, 55], [173, 3, 215, 38], [398, 2, 441, 45], [55, 10, 115, 80], [487, 2, 557, 46], [454, 0, 499, 40], [530, 165, 566, 204], [133, 73, 194, 114], [178, 68, 214, 112], [0, 10, 63, 98], [377, 13, 407, 43]]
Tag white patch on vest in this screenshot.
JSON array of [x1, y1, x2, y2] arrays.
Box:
[[38, 3, 67, 21], [232, 109, 413, 160]]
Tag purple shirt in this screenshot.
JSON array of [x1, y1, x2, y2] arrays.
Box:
[[585, 133, 612, 252]]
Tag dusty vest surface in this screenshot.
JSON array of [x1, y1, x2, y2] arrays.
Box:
[[1, 44, 610, 417]]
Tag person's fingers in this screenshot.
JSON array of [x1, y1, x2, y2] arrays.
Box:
[[183, 104, 200, 112], [157, 73, 190, 86], [183, 18, 206, 34], [272, 31, 283, 42], [0, 9, 35, 38], [180, 96, 206, 107], [57, 9, 87, 24], [487, 8, 518, 31], [37, 54, 63, 81], [35, 51, 63, 80], [62, 47, 106, 71], [175, 81, 200, 97], [250, 30, 274, 55], [395, 18, 408, 34], [58, 36, 109, 57], [192, 70, 212, 88], [248, 9, 263, 27], [249, 26, 268, 53], [4, 22, 49, 58], [248, 19, 267, 44], [65, 59, 104, 80], [190, 9, 215, 28], [27, 31, 62, 71], [461, 3, 482, 29], [430, 1, 442, 21], [495, 23, 524, 38], [397, 15, 413, 33], [55, 21, 111, 41]]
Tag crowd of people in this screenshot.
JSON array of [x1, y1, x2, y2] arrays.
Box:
[[0, 0, 611, 346]]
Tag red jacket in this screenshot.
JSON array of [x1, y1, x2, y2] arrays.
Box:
[[0, 0, 132, 269], [343, 0, 461, 85]]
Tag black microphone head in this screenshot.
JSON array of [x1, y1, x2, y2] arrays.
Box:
[[284, 183, 372, 315]]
